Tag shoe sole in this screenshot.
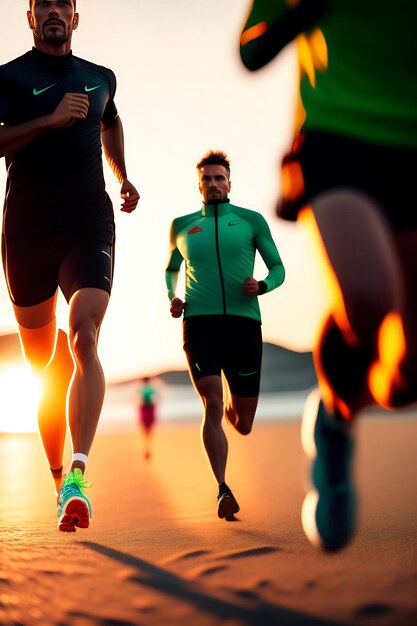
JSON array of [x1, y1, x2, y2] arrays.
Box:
[[218, 494, 240, 521], [301, 388, 321, 460], [300, 389, 356, 551], [300, 390, 323, 547], [58, 497, 90, 532]]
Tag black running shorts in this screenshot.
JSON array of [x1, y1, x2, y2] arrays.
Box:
[[2, 223, 115, 306], [278, 131, 417, 231], [183, 315, 263, 397]]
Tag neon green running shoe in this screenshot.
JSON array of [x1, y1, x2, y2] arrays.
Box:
[[57, 468, 92, 533]]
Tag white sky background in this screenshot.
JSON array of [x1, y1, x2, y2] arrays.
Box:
[[0, 0, 328, 382]]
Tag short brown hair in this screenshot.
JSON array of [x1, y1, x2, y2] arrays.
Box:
[[196, 150, 231, 175], [30, 0, 77, 8]]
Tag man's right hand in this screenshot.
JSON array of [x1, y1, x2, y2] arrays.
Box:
[[0, 93, 89, 159], [170, 297, 185, 318], [49, 93, 89, 128]]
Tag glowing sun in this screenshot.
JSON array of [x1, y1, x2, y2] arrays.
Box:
[[0, 366, 41, 433]]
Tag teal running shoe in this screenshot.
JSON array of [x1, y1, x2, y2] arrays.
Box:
[[57, 468, 92, 533], [301, 389, 356, 551]]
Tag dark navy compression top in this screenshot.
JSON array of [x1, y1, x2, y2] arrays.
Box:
[[0, 47, 117, 236]]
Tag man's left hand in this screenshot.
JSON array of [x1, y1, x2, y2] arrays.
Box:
[[120, 179, 140, 213], [242, 277, 259, 297]]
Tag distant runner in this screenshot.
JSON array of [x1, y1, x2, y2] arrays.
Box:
[[137, 376, 158, 460]]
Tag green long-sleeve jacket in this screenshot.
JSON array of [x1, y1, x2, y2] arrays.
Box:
[[165, 201, 285, 322], [240, 0, 417, 148]]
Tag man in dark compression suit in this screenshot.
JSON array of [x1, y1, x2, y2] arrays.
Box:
[[0, 0, 139, 531]]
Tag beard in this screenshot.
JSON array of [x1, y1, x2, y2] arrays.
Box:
[[37, 22, 71, 44], [206, 191, 227, 202]]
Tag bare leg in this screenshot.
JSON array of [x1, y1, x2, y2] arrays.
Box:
[[195, 375, 228, 484], [15, 293, 58, 369], [142, 426, 153, 460], [311, 191, 401, 339], [222, 369, 259, 435], [297, 191, 402, 550], [13, 294, 70, 492], [224, 393, 258, 435], [300, 190, 402, 417], [67, 288, 109, 474], [38, 329, 74, 493]]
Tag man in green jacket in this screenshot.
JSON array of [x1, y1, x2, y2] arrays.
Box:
[[240, 0, 417, 550], [166, 150, 285, 521]]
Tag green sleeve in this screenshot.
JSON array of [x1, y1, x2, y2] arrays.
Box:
[[254, 213, 285, 292], [165, 220, 184, 300], [240, 0, 327, 71]]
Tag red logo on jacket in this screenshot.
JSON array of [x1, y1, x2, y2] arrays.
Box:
[[188, 226, 203, 235]]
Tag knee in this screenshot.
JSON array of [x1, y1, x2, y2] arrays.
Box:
[[21, 344, 52, 371], [69, 322, 97, 363], [203, 394, 224, 424], [18, 328, 56, 372]]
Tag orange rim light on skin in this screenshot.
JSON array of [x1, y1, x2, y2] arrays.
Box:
[[298, 207, 356, 345], [299, 206, 358, 420], [240, 22, 267, 47], [368, 312, 406, 408]]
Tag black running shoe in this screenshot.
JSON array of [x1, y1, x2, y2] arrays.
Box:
[[217, 484, 240, 521]]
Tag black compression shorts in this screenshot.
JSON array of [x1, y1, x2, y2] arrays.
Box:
[[278, 131, 417, 230], [2, 223, 115, 307], [183, 315, 263, 397]]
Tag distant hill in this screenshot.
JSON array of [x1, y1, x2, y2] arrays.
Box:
[[157, 342, 317, 392], [260, 342, 317, 392], [0, 333, 317, 393]]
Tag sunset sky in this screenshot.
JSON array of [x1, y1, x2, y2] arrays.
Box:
[[0, 0, 328, 383]]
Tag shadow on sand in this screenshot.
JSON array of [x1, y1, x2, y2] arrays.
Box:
[[83, 541, 345, 626]]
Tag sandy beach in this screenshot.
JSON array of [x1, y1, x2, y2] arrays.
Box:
[[1, 414, 416, 626]]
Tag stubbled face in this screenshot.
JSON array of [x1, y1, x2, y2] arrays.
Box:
[[198, 164, 231, 203], [27, 0, 78, 47]]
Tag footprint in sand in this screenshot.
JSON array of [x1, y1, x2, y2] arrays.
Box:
[[355, 603, 394, 618], [66, 612, 137, 626], [217, 546, 279, 560], [194, 565, 229, 578], [169, 549, 211, 562]]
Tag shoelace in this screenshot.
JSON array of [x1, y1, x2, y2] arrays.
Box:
[[62, 468, 92, 495]]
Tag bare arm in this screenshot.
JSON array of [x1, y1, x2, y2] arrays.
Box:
[[0, 93, 89, 159], [101, 115, 140, 213]]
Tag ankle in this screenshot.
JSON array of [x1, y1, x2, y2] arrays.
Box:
[[50, 465, 63, 477], [51, 465, 64, 494], [71, 460, 85, 474], [71, 452, 88, 474], [218, 482, 229, 496]]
